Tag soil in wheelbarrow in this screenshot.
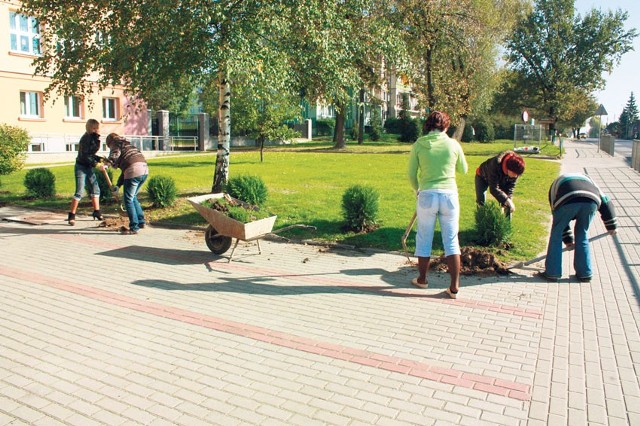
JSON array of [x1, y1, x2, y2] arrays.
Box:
[[429, 246, 511, 276]]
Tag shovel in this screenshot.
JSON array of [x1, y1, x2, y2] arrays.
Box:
[[507, 232, 610, 270], [401, 211, 417, 263], [99, 166, 125, 213]]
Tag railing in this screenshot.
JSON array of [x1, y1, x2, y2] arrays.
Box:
[[26, 134, 198, 153]]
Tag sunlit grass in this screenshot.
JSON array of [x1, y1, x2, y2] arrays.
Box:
[[0, 139, 561, 261]]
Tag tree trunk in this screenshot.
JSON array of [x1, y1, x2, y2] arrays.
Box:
[[426, 48, 435, 109], [212, 72, 231, 193], [453, 116, 465, 141], [333, 101, 346, 149], [259, 136, 265, 163], [358, 88, 365, 145]]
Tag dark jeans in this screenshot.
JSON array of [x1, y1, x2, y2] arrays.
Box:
[[123, 174, 148, 232], [474, 174, 488, 206]]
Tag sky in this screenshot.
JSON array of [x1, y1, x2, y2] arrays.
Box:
[[574, 0, 640, 123]]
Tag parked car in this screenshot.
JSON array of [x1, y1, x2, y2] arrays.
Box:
[[579, 133, 587, 140]]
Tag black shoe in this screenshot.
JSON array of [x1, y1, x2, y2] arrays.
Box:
[[138, 223, 146, 229], [535, 271, 559, 282], [577, 276, 592, 283], [92, 210, 104, 221], [67, 212, 75, 226]]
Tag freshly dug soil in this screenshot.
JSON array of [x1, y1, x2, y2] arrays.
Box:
[[429, 246, 511, 275], [99, 216, 129, 229]]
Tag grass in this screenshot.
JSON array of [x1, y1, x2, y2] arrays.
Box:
[[0, 138, 562, 261]]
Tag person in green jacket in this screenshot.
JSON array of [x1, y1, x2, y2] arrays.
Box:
[[407, 111, 468, 299]]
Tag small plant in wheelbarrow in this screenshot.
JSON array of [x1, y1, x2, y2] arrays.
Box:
[[201, 197, 272, 223], [191, 175, 275, 257]]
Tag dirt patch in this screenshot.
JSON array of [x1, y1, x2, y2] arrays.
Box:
[[99, 216, 129, 229], [430, 246, 511, 276]]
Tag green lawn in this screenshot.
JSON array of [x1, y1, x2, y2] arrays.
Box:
[[0, 139, 561, 261]]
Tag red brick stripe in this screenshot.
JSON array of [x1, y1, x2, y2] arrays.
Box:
[[0, 265, 531, 401], [47, 233, 543, 319]]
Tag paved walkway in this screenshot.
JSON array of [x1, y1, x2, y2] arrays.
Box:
[[1, 139, 638, 425]]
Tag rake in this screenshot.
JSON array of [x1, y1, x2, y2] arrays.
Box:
[[401, 211, 417, 263]]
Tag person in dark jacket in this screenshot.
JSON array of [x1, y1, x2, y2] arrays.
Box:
[[475, 151, 525, 215], [539, 173, 617, 282], [67, 119, 103, 225], [104, 133, 149, 234]]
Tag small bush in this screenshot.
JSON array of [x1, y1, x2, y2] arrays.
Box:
[[0, 124, 30, 177], [383, 117, 401, 134], [316, 119, 335, 136], [225, 175, 268, 207], [24, 167, 56, 198], [147, 175, 178, 208], [368, 105, 383, 141], [473, 117, 495, 143], [461, 123, 475, 142], [202, 198, 271, 223], [350, 126, 359, 141], [341, 185, 379, 232], [399, 118, 421, 143], [475, 201, 512, 246]]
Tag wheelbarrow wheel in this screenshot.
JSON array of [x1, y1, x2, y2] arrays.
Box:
[[205, 225, 233, 254]]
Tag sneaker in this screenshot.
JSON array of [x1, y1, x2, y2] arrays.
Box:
[[577, 276, 592, 283], [139, 223, 146, 229], [445, 288, 458, 299], [535, 271, 559, 282], [411, 277, 428, 289]]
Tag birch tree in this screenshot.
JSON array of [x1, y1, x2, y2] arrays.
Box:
[[21, 0, 295, 192]]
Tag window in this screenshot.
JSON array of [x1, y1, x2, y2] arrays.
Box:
[[9, 12, 40, 55], [64, 96, 83, 119], [102, 97, 118, 120], [20, 91, 42, 118]]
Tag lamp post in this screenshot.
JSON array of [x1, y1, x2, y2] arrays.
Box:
[[595, 104, 608, 153]]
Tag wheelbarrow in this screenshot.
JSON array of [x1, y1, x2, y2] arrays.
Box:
[[188, 193, 314, 262]]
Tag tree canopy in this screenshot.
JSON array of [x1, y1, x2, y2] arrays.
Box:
[[504, 0, 637, 128]]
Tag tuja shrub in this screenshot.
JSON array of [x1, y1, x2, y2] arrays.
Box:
[[225, 175, 268, 207], [342, 185, 379, 232], [147, 175, 178, 208], [475, 201, 512, 246], [24, 167, 56, 198]]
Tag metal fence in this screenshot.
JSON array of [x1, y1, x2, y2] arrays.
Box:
[[27, 134, 198, 153], [513, 124, 543, 147]]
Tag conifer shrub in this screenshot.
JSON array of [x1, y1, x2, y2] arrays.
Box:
[[147, 175, 178, 208], [475, 201, 512, 246], [342, 185, 379, 232], [225, 175, 268, 207], [24, 167, 56, 198]]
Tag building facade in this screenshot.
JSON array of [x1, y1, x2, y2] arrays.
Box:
[[0, 0, 150, 154]]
